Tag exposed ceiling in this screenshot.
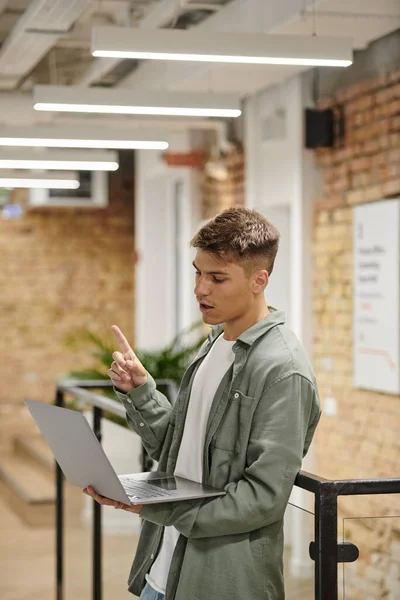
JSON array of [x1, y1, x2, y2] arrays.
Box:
[[117, 0, 400, 95], [0, 0, 232, 90], [0, 0, 397, 128]]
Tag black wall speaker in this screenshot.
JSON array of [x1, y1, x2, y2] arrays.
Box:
[[305, 108, 334, 149]]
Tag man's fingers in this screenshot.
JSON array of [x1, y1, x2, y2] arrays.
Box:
[[108, 365, 131, 383], [111, 325, 134, 356], [108, 368, 123, 383], [112, 351, 126, 367], [114, 502, 130, 510], [125, 358, 139, 371], [108, 368, 121, 380], [85, 486, 115, 506], [110, 359, 131, 381], [110, 326, 147, 388], [122, 504, 143, 514], [84, 486, 142, 513]]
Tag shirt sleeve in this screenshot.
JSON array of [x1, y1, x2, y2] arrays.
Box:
[[140, 372, 320, 537], [114, 374, 173, 461]]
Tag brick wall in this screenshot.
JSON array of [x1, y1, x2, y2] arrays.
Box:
[[0, 150, 135, 409], [313, 68, 400, 598], [200, 145, 245, 219]]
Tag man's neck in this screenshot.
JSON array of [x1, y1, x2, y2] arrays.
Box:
[[223, 304, 270, 341]]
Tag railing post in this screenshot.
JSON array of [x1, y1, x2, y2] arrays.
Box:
[[55, 387, 64, 600], [92, 405, 103, 600], [52, 378, 178, 600], [314, 483, 338, 600]]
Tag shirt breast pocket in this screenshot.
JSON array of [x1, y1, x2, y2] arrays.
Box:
[[211, 389, 257, 456]]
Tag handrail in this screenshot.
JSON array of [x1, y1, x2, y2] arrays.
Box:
[[295, 470, 400, 496], [54, 378, 177, 600], [294, 470, 400, 599], [58, 378, 178, 411], [54, 380, 400, 600], [58, 383, 127, 417]]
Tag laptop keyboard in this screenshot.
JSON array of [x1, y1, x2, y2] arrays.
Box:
[[121, 479, 175, 500]]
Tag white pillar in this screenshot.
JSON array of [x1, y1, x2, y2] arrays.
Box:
[[244, 72, 320, 577], [135, 132, 198, 351]]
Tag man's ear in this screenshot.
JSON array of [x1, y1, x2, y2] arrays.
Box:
[[252, 270, 269, 294]]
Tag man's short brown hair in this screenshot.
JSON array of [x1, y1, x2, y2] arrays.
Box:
[[190, 206, 280, 275]]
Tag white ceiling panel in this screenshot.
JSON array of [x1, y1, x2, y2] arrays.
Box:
[[26, 0, 90, 31], [170, 63, 309, 95], [0, 0, 397, 121], [273, 8, 400, 50], [306, 0, 400, 17], [0, 0, 90, 84], [154, 0, 400, 95]]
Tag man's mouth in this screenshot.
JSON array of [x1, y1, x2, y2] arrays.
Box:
[[199, 302, 214, 312]]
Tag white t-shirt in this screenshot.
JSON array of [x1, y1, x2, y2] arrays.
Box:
[[146, 334, 235, 594]]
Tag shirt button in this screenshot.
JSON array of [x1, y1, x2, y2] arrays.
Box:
[[234, 393, 239, 399], [150, 554, 154, 559], [126, 398, 132, 404], [139, 422, 144, 427]]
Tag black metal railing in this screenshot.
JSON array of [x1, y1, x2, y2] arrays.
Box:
[[295, 471, 400, 599], [54, 379, 177, 600], [54, 380, 400, 600]]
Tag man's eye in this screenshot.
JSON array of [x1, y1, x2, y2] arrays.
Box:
[[213, 278, 225, 283]]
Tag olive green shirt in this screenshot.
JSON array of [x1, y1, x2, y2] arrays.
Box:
[[116, 309, 321, 600]]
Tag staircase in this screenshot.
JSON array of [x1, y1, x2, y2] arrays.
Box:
[[0, 433, 57, 527]]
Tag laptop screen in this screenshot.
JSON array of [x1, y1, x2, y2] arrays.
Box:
[[147, 477, 177, 491]]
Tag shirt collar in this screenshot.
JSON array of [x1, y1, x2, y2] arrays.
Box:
[[206, 307, 285, 348]]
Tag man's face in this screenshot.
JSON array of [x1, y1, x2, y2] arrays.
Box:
[[193, 249, 255, 326]]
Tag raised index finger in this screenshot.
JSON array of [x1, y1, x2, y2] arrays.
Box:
[[111, 325, 133, 355]]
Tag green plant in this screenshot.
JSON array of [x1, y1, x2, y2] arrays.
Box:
[[64, 328, 115, 382], [63, 323, 207, 425], [135, 322, 207, 384]]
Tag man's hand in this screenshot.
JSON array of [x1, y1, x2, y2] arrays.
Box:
[[108, 325, 148, 393], [83, 486, 143, 514]]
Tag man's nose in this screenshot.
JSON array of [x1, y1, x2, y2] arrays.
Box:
[[194, 276, 210, 297]]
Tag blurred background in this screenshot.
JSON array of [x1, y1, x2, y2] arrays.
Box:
[[0, 1, 399, 599]]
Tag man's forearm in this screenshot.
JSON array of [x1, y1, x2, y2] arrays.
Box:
[[115, 374, 173, 460]]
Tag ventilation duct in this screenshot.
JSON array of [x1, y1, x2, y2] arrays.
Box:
[[0, 0, 90, 88]]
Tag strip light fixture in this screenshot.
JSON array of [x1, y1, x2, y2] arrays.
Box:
[[0, 125, 169, 150], [0, 149, 119, 171], [33, 85, 242, 118], [0, 170, 80, 189], [91, 27, 353, 68]]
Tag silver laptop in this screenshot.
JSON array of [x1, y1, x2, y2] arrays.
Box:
[[24, 399, 225, 506]]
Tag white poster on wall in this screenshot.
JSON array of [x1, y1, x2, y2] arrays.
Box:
[[353, 199, 400, 394]]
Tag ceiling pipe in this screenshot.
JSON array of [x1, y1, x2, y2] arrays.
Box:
[[76, 0, 194, 86]]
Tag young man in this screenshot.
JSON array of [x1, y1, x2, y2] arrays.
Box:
[[85, 206, 321, 600]]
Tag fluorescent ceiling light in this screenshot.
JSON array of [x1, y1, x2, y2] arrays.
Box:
[[91, 27, 353, 68], [33, 85, 242, 118], [0, 170, 80, 189], [0, 149, 119, 171], [0, 138, 168, 150], [0, 125, 169, 150], [0, 160, 117, 170]]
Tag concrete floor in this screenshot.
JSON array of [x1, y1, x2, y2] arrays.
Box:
[[0, 483, 314, 600], [0, 406, 314, 600], [0, 482, 137, 600]]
